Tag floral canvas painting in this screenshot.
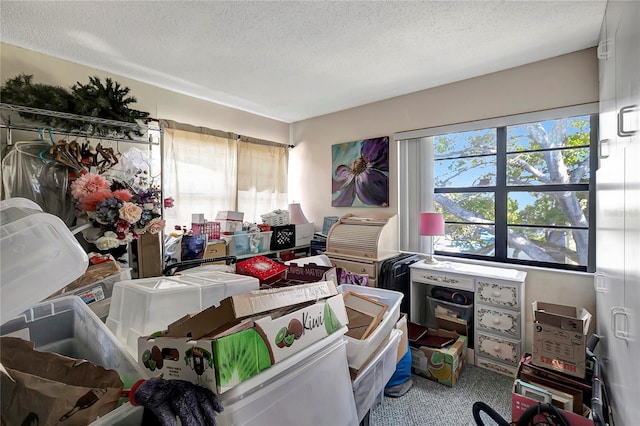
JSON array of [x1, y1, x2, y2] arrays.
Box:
[[332, 136, 389, 207]]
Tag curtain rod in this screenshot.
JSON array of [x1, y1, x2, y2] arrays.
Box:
[[160, 119, 293, 148]]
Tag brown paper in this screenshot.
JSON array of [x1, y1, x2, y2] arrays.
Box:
[[0, 337, 123, 425]]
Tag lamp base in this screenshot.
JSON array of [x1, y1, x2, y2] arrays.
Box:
[[422, 254, 439, 264]]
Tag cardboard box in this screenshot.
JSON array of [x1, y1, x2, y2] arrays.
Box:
[[203, 241, 226, 260], [236, 256, 287, 285], [395, 313, 408, 363], [218, 219, 243, 234], [136, 232, 162, 278], [295, 222, 315, 246], [532, 301, 592, 378], [285, 262, 338, 285], [410, 329, 467, 387], [138, 293, 348, 394], [215, 211, 244, 221], [165, 280, 339, 339]]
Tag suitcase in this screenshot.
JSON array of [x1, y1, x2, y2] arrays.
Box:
[[378, 253, 421, 313]]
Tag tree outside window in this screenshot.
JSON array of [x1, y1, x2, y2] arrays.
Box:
[[433, 114, 595, 271]]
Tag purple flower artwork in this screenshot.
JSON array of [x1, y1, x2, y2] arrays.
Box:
[[332, 136, 389, 207]]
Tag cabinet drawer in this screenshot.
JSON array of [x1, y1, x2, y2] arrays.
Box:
[[475, 356, 518, 377], [476, 280, 520, 309], [476, 305, 520, 339], [410, 269, 474, 292], [329, 258, 376, 279], [476, 332, 520, 365]]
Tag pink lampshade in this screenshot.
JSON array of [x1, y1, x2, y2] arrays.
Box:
[[419, 213, 444, 236], [288, 203, 309, 225]]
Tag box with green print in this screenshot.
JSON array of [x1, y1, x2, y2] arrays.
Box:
[[138, 293, 348, 394]]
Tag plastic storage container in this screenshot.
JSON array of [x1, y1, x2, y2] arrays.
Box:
[[0, 197, 88, 324], [223, 231, 272, 256], [217, 328, 358, 426], [0, 296, 147, 424], [106, 271, 260, 358], [337, 284, 403, 370], [352, 328, 402, 422], [97, 328, 358, 426], [426, 295, 474, 329], [47, 268, 132, 321]]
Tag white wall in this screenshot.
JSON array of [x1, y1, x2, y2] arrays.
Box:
[[0, 43, 290, 144], [289, 48, 599, 349], [1, 43, 598, 349]]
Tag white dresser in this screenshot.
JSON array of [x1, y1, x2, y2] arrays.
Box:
[[409, 260, 527, 376]]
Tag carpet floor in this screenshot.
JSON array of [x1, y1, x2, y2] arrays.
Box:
[[369, 364, 513, 426]]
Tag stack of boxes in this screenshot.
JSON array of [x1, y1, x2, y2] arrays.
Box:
[[512, 301, 594, 424]]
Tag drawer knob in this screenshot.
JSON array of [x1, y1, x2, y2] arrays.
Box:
[[492, 318, 501, 325], [494, 345, 501, 352], [492, 291, 501, 297]]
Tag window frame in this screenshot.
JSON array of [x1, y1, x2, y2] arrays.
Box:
[[396, 103, 599, 272]]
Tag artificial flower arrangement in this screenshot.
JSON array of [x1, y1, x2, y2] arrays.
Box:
[[70, 171, 165, 251]]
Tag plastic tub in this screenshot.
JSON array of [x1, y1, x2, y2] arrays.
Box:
[[426, 295, 473, 329], [0, 296, 147, 424], [0, 198, 88, 324], [217, 328, 358, 426], [352, 328, 402, 422], [106, 271, 260, 358], [224, 231, 272, 255], [337, 284, 403, 370]]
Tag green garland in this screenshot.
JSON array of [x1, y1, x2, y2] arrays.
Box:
[[1, 74, 150, 138]]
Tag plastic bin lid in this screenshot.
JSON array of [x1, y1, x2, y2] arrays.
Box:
[[1, 198, 89, 324]]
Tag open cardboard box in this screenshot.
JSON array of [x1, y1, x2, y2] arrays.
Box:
[[138, 281, 348, 394], [532, 301, 592, 379], [410, 328, 468, 387]]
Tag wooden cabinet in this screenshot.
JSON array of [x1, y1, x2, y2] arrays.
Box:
[[409, 261, 526, 376], [325, 214, 398, 287]]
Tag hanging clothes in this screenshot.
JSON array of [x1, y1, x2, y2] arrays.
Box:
[[2, 141, 76, 226]]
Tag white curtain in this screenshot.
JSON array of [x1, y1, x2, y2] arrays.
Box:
[[162, 121, 289, 230], [237, 140, 288, 223], [162, 125, 237, 231]]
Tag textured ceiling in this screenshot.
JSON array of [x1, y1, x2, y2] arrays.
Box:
[[1, 1, 606, 123]]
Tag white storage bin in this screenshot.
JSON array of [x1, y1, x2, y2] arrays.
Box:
[[352, 328, 402, 422], [0, 296, 147, 424], [337, 284, 404, 370], [106, 271, 260, 358], [217, 329, 358, 426], [0, 197, 88, 324]]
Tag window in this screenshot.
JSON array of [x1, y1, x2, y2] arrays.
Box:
[[162, 121, 288, 231], [397, 104, 598, 272]]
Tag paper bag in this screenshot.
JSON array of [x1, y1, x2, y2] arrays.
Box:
[[1, 337, 124, 425]]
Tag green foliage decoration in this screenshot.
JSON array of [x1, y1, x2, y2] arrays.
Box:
[[1, 73, 150, 139], [1, 74, 75, 128], [71, 76, 149, 137]]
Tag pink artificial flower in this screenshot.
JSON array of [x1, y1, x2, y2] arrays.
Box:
[[119, 202, 143, 224], [147, 218, 166, 234], [163, 197, 175, 208], [80, 190, 113, 212], [112, 189, 133, 202], [71, 173, 111, 201]]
